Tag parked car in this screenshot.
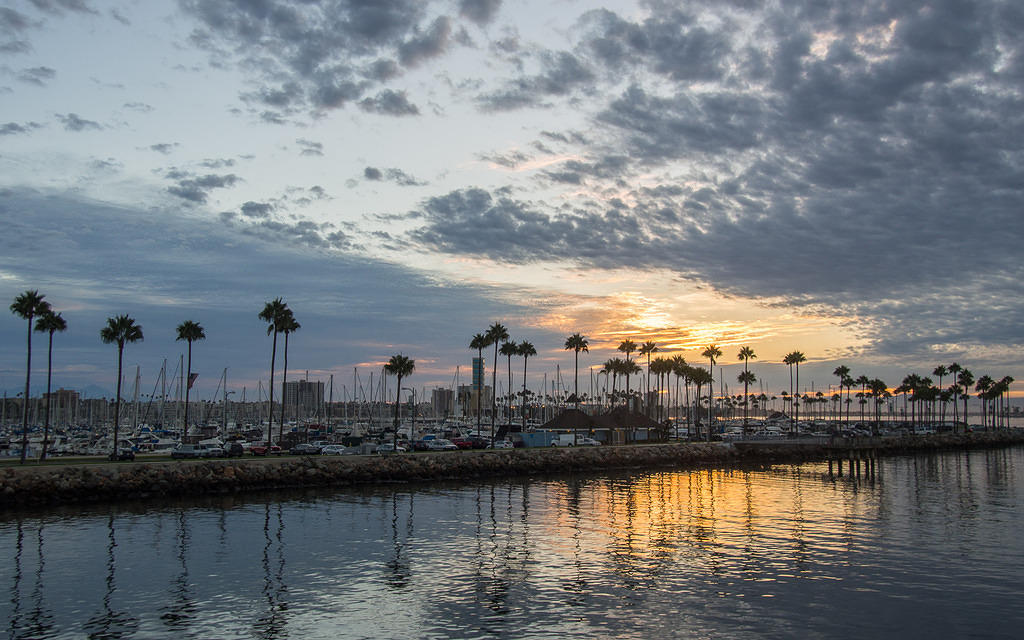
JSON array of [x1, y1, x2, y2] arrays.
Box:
[[171, 444, 204, 459], [110, 446, 135, 461], [204, 445, 226, 458], [321, 444, 348, 455], [250, 444, 282, 456], [290, 443, 322, 455], [223, 442, 245, 457], [577, 437, 601, 446], [411, 440, 433, 451], [491, 440, 513, 449], [427, 439, 458, 451], [450, 437, 475, 450], [375, 443, 407, 454]]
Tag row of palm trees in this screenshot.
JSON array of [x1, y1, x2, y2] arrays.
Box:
[[10, 291, 1020, 461]]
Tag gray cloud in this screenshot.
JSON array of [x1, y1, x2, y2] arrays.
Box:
[[476, 50, 595, 111], [460, 0, 502, 26], [0, 121, 42, 135], [296, 138, 324, 156], [165, 169, 241, 203], [240, 200, 273, 218], [180, 0, 470, 116], [16, 65, 55, 85], [364, 166, 425, 186], [56, 112, 101, 131], [149, 142, 178, 155], [358, 89, 420, 116]]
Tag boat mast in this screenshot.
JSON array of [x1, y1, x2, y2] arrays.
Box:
[[221, 368, 228, 438]]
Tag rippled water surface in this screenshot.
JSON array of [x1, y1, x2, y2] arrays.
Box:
[[3, 447, 1023, 639]]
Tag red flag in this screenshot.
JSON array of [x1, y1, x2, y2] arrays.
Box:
[[188, 373, 199, 389]]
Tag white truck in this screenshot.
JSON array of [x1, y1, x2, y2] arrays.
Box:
[[552, 434, 601, 447]]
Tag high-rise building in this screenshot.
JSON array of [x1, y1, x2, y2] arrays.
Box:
[[432, 388, 454, 416], [472, 357, 485, 391], [283, 379, 324, 419]]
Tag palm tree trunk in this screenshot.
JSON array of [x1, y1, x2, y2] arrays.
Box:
[[113, 344, 124, 459], [280, 332, 290, 445], [267, 332, 277, 447], [393, 374, 402, 444], [41, 332, 54, 461], [521, 357, 528, 431], [20, 316, 32, 464], [184, 340, 192, 441]]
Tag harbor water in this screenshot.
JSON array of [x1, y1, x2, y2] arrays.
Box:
[[3, 446, 1022, 638]]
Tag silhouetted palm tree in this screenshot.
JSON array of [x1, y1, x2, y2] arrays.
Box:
[[618, 339, 637, 409], [564, 333, 589, 444], [100, 315, 143, 460], [517, 341, 536, 429], [689, 366, 713, 441], [485, 323, 509, 444], [500, 340, 518, 421], [259, 298, 289, 446], [782, 350, 806, 434], [10, 290, 50, 463], [469, 333, 488, 432], [737, 346, 756, 433], [278, 311, 300, 443], [639, 340, 658, 415], [975, 375, 994, 430], [947, 362, 962, 425], [933, 365, 948, 424], [175, 320, 206, 441], [856, 374, 870, 425], [832, 365, 850, 425], [702, 345, 722, 435], [35, 310, 66, 460], [384, 354, 415, 446]]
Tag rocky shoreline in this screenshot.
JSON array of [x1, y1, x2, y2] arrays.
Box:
[[2, 431, 1022, 509]]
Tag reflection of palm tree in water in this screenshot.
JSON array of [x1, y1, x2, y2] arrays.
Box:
[[160, 511, 196, 628], [27, 523, 55, 638], [8, 519, 23, 639], [385, 493, 413, 589], [255, 502, 287, 639], [84, 513, 138, 637]]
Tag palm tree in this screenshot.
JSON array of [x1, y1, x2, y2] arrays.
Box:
[[601, 359, 617, 407], [100, 315, 144, 460], [737, 346, 757, 434], [671, 355, 688, 429], [947, 362, 962, 426], [786, 351, 806, 434], [384, 354, 415, 446], [469, 333, 488, 432], [500, 341, 518, 421], [517, 341, 536, 429], [35, 310, 66, 461], [278, 311, 300, 444], [258, 298, 289, 446], [975, 375, 994, 430], [832, 365, 850, 426], [10, 290, 50, 463], [869, 378, 889, 433], [689, 366, 713, 441], [175, 320, 206, 441], [954, 366, 970, 432], [617, 339, 638, 409], [701, 345, 722, 435], [856, 374, 871, 425], [485, 323, 509, 444], [564, 333, 589, 444], [997, 376, 1014, 429], [933, 365, 949, 424], [639, 340, 658, 415]]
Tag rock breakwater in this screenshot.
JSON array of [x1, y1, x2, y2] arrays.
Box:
[[2, 432, 1021, 509]]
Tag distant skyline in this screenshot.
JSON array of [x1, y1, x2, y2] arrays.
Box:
[[1, 0, 1021, 402]]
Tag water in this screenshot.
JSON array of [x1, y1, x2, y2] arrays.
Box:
[[3, 447, 1022, 639]]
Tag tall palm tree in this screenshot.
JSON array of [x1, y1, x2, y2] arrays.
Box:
[[617, 339, 638, 410], [278, 311, 300, 444], [701, 345, 722, 435], [563, 333, 589, 409], [10, 290, 50, 463], [500, 340, 518, 421], [639, 340, 658, 415], [832, 365, 850, 426], [997, 376, 1014, 429], [175, 320, 206, 441], [671, 355, 688, 429], [869, 378, 889, 433], [517, 341, 536, 429], [856, 374, 871, 425], [384, 354, 415, 446], [601, 359, 617, 407], [35, 310, 66, 461], [947, 362, 962, 426], [469, 333, 488, 432], [737, 346, 757, 433], [100, 315, 144, 460], [975, 375, 994, 430], [485, 323, 509, 444], [933, 365, 949, 424], [689, 366, 713, 441], [258, 298, 289, 446], [788, 351, 806, 434]]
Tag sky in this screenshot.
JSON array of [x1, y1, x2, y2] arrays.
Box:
[[1, 0, 1022, 406]]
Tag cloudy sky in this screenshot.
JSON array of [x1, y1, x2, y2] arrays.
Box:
[[1, 0, 1021, 405]]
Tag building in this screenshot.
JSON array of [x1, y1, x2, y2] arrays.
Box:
[[432, 388, 454, 417], [458, 384, 492, 417], [283, 379, 324, 419]]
